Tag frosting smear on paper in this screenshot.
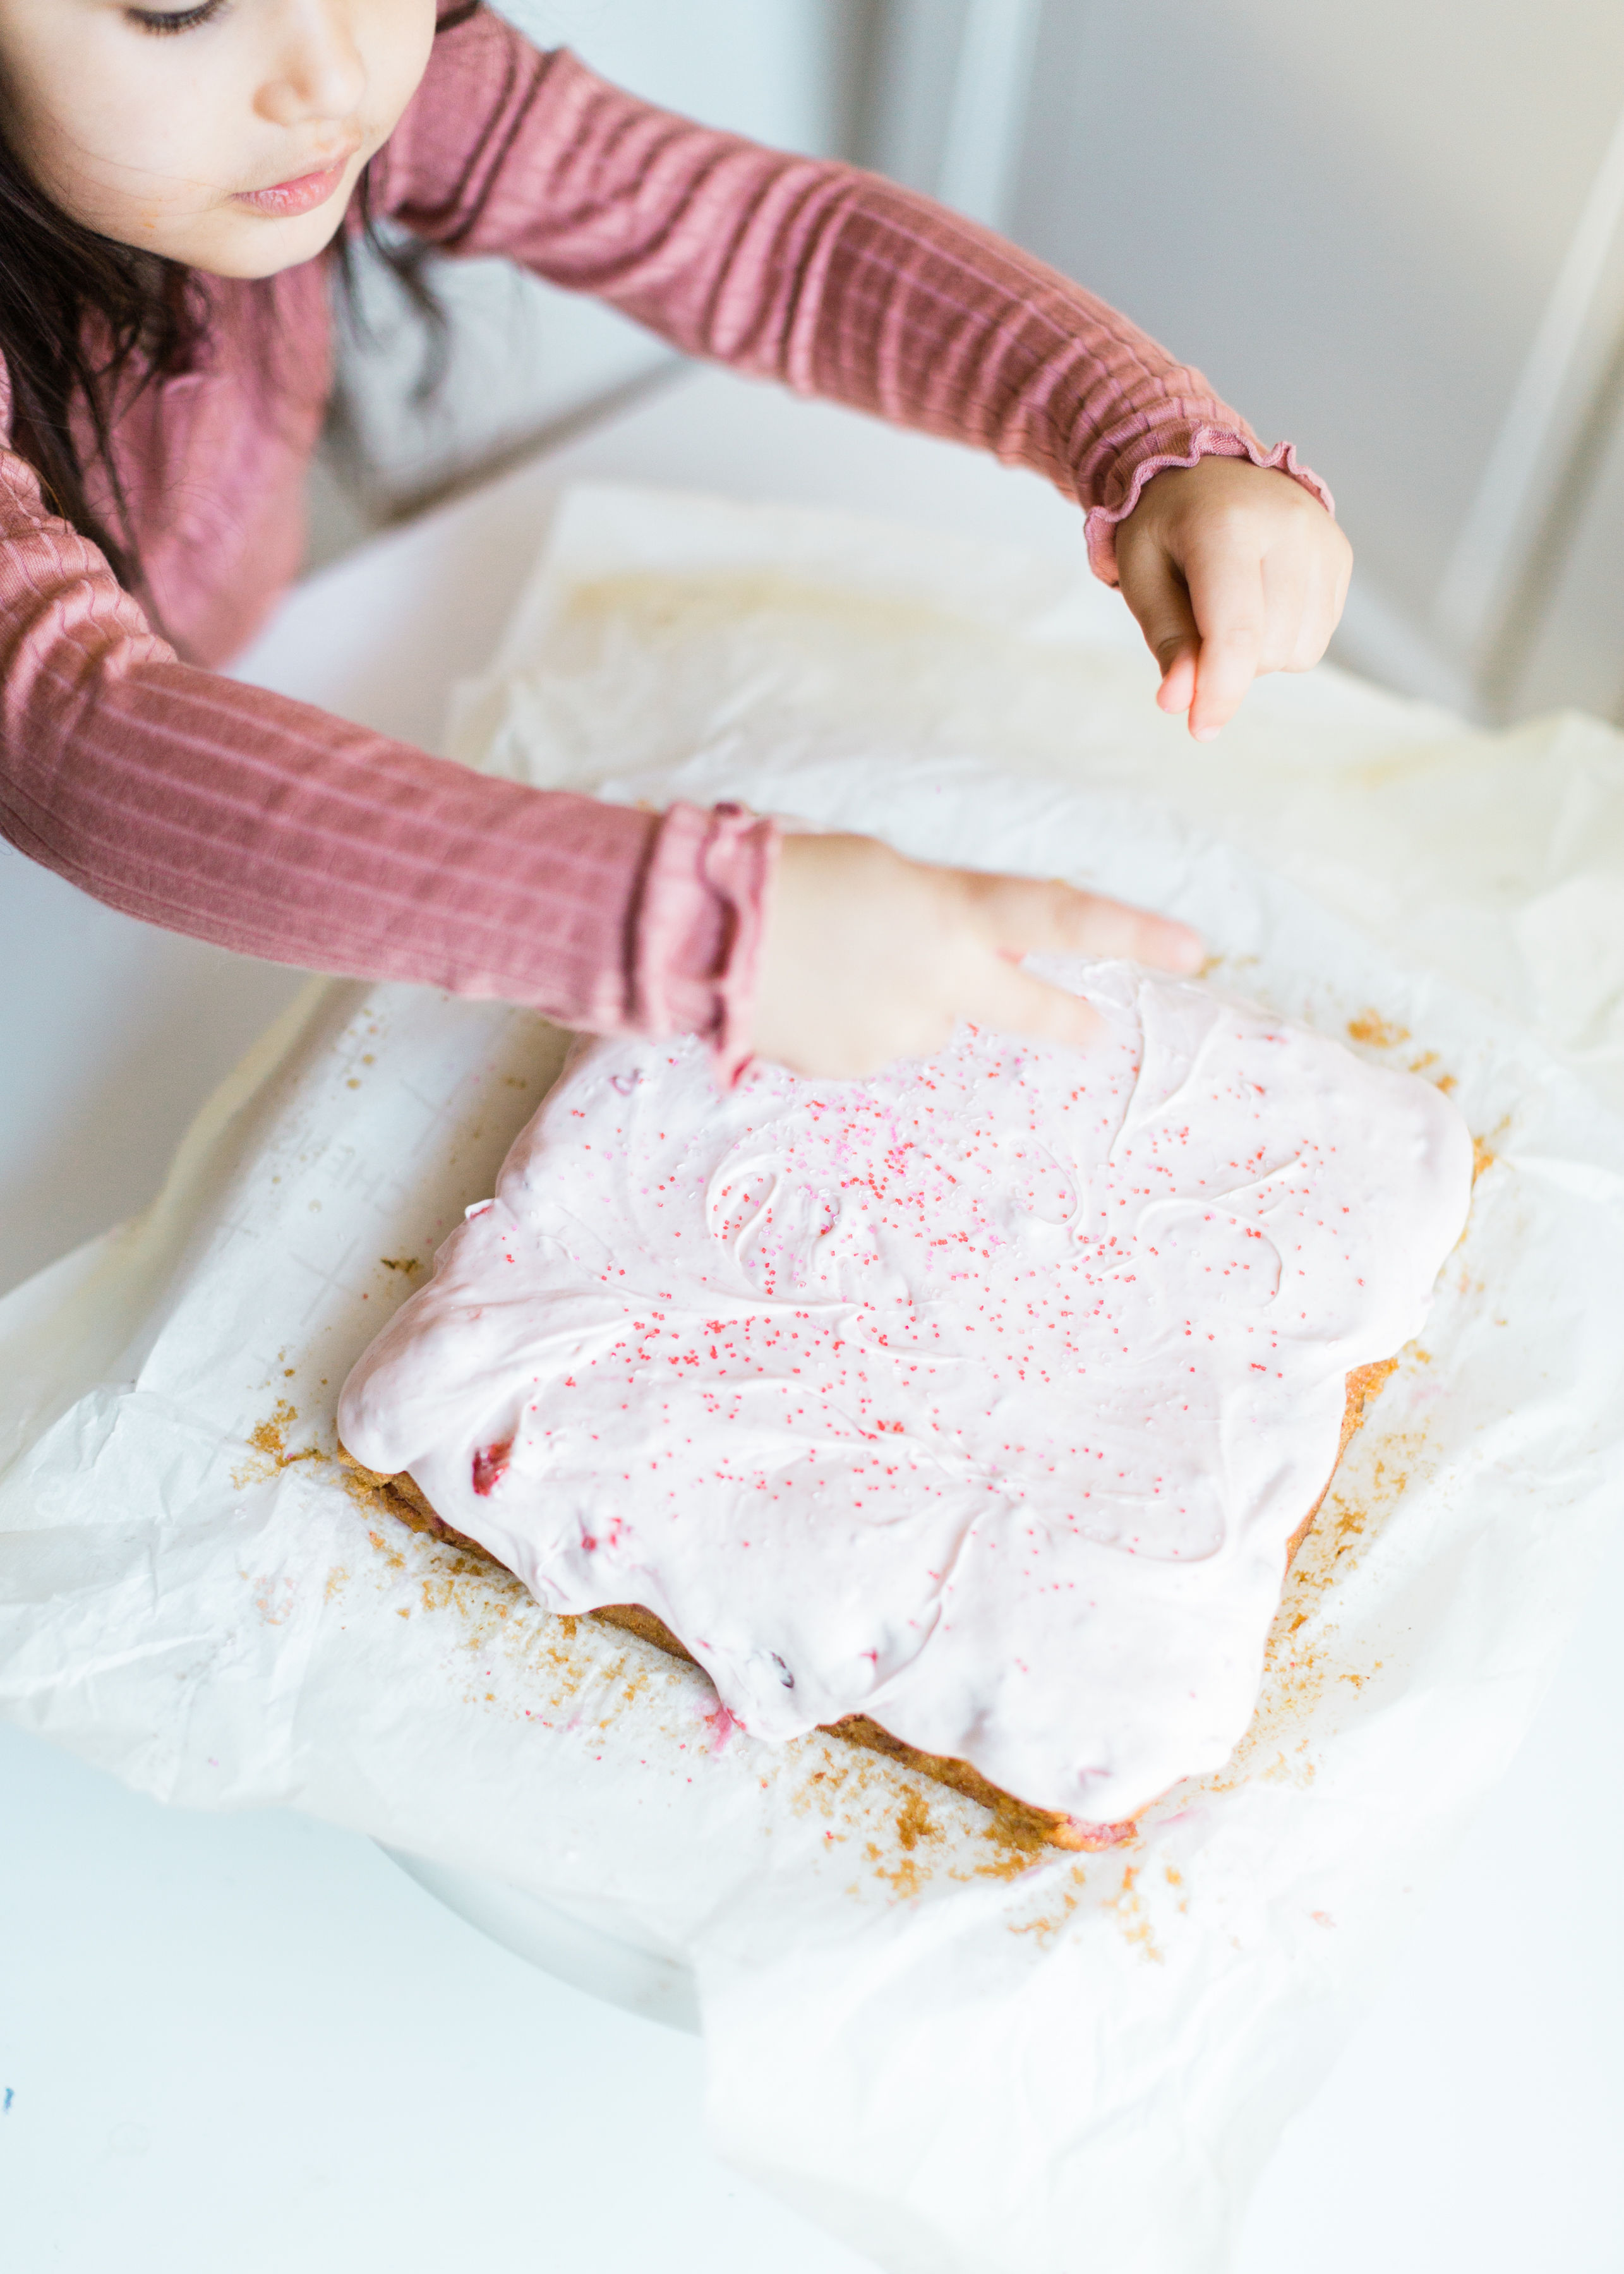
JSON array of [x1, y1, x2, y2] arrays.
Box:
[[339, 962, 1472, 1823]]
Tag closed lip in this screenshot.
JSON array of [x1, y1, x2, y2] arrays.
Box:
[[235, 144, 359, 217]]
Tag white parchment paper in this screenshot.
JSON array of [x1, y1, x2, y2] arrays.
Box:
[[5, 484, 1624, 2274]]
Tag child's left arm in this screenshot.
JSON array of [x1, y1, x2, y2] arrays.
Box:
[[375, 15, 1350, 738]]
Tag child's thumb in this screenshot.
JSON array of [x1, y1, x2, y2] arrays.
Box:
[[968, 959, 1107, 1054]]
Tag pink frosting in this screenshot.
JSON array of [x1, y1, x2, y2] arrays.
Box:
[[339, 965, 1472, 1823]]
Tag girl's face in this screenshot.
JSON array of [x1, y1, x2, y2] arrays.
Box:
[[0, 0, 438, 278]]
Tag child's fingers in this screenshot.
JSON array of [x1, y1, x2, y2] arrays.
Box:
[[1156, 644, 1198, 718], [1262, 529, 1342, 675], [1115, 537, 1201, 712], [1182, 541, 1267, 742], [1300, 535, 1354, 668], [966, 872, 1204, 973], [752, 835, 1205, 1081], [965, 956, 1108, 1052]]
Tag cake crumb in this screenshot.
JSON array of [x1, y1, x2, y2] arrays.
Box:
[[1347, 1010, 1410, 1049], [1105, 1863, 1164, 1963], [1008, 1883, 1083, 1947], [895, 1786, 938, 1852], [232, 1398, 322, 1488]]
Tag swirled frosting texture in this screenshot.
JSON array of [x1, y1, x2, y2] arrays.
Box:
[[339, 965, 1472, 1822]]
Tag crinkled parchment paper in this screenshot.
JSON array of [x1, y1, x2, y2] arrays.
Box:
[[5, 485, 1624, 2274]]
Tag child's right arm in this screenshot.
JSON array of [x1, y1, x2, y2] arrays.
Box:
[[0, 442, 1194, 1081]]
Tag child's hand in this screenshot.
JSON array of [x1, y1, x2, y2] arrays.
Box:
[[1114, 458, 1352, 742], [750, 833, 1204, 1079]]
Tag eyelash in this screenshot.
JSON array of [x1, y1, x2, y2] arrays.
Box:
[[129, 1, 227, 33]]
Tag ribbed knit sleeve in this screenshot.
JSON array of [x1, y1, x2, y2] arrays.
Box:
[[0, 428, 775, 1061], [375, 16, 1333, 579]]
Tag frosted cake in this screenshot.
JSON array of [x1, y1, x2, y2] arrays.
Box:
[[339, 962, 1473, 1841]]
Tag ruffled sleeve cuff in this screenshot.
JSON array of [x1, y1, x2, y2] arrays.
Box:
[[632, 800, 781, 1085], [1081, 423, 1336, 585]]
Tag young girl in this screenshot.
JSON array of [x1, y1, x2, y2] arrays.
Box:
[[0, 0, 1349, 1081]]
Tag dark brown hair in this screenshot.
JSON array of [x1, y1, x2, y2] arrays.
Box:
[[0, 1, 480, 591], [0, 112, 204, 590]]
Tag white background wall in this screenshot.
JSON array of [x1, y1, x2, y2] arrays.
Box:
[[498, 0, 847, 143]]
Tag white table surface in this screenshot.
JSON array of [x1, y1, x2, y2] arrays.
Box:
[[3, 367, 1621, 2273]]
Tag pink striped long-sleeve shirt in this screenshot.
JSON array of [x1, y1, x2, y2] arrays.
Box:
[[0, 9, 1328, 1068]]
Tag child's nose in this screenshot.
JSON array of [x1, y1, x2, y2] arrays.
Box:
[[256, 0, 369, 128]]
